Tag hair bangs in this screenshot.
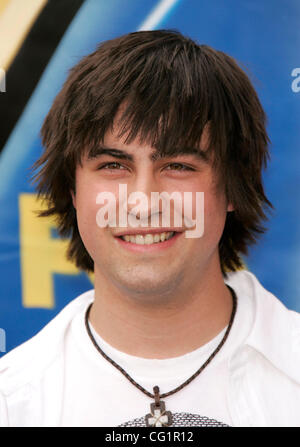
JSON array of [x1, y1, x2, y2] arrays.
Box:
[[64, 33, 222, 165]]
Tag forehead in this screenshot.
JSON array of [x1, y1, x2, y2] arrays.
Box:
[[103, 127, 158, 159], [85, 120, 212, 163]]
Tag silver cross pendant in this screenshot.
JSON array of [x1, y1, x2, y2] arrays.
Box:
[[145, 386, 173, 427]]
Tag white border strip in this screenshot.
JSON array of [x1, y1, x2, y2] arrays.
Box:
[[138, 0, 180, 31]]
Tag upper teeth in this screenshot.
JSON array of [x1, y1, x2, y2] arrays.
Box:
[[121, 231, 174, 245]]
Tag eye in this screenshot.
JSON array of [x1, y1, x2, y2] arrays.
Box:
[[164, 163, 195, 171], [98, 162, 126, 170]]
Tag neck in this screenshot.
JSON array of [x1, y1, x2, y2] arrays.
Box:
[[89, 261, 233, 359]]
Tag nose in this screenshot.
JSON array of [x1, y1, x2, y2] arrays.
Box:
[[123, 169, 160, 224]]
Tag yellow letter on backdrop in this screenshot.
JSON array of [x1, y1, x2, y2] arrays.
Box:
[[19, 193, 79, 308]]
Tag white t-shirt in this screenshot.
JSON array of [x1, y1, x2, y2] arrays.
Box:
[[60, 284, 253, 427], [1, 269, 300, 427]]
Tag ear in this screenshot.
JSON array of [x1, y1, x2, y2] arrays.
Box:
[[71, 190, 76, 209], [227, 202, 234, 212]]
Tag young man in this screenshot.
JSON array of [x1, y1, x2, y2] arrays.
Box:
[[1, 30, 300, 427]]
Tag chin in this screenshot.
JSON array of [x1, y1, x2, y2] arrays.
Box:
[[112, 269, 181, 300]]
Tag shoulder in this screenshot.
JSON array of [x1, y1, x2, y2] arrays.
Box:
[[226, 269, 300, 384], [225, 268, 300, 324], [0, 289, 94, 396]]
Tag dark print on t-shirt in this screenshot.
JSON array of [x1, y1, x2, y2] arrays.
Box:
[[119, 412, 229, 427]]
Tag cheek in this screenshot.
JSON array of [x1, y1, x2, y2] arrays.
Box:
[[203, 191, 228, 240], [179, 179, 224, 228], [75, 194, 99, 253], [76, 181, 97, 221], [74, 173, 122, 250], [74, 175, 105, 248]]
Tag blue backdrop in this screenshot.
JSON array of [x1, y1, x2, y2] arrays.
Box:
[[0, 0, 299, 355]]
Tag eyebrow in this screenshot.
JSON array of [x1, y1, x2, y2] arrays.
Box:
[[87, 146, 209, 162]]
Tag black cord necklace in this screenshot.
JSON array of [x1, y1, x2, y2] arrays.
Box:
[[84, 285, 237, 427]]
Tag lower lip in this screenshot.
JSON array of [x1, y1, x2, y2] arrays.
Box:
[[115, 232, 183, 252]]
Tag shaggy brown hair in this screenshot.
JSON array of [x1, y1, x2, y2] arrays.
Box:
[[32, 29, 273, 278]]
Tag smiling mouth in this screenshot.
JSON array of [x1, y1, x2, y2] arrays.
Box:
[[118, 231, 176, 245]]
